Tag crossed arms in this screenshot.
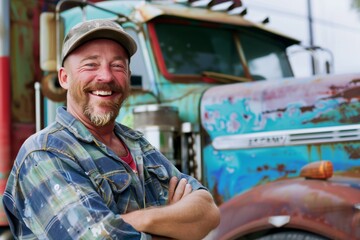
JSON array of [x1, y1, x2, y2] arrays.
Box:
[[7, 152, 220, 239], [122, 177, 220, 240]]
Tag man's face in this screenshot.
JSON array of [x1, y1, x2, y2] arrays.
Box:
[[59, 39, 131, 127]]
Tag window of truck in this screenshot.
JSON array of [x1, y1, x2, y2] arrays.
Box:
[[240, 32, 293, 80], [155, 22, 243, 76], [126, 28, 154, 90], [149, 19, 244, 82], [149, 18, 293, 82]]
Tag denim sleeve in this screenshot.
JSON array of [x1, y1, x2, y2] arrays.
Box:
[[14, 150, 144, 240]]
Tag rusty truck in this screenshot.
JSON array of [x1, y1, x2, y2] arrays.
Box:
[[1, 0, 360, 239]]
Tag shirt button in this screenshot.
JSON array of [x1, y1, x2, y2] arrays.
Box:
[[54, 184, 60, 191]]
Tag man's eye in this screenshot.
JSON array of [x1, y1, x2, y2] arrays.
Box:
[[111, 64, 126, 71], [85, 63, 97, 67], [112, 64, 125, 68]]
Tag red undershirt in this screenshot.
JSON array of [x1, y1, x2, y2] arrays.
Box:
[[120, 144, 137, 172]]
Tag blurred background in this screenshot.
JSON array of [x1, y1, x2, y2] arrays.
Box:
[[241, 0, 360, 77]]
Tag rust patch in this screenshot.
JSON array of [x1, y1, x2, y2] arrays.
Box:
[[337, 87, 360, 102], [344, 146, 360, 159], [277, 164, 285, 172], [300, 105, 316, 113], [308, 115, 332, 124], [263, 107, 286, 114], [350, 78, 360, 84], [256, 164, 270, 172], [211, 182, 224, 206], [324, 84, 360, 102], [307, 102, 360, 124]]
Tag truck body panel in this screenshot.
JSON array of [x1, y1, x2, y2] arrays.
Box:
[[201, 73, 360, 203]]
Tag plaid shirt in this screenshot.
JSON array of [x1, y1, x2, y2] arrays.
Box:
[[3, 107, 205, 240]]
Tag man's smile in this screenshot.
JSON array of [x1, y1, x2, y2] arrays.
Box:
[[91, 90, 113, 96]]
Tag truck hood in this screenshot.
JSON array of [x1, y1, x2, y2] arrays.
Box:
[[200, 73, 360, 145]]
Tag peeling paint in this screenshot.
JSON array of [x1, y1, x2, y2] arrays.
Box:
[[201, 74, 360, 203]]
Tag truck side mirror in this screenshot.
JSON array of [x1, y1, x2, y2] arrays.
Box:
[[40, 12, 64, 72]]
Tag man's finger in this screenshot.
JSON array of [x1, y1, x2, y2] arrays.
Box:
[[168, 176, 178, 203], [183, 183, 192, 197], [172, 178, 187, 203]]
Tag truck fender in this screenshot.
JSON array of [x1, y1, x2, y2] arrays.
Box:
[[209, 177, 360, 240]]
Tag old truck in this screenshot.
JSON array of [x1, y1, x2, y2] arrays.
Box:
[[2, 0, 360, 239]]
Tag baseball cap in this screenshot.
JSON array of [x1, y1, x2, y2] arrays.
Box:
[[61, 19, 137, 66]]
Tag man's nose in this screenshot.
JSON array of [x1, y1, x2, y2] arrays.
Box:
[[97, 66, 113, 82]]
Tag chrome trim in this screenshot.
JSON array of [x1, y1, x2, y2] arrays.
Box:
[[35, 82, 42, 132], [213, 124, 360, 150], [268, 215, 290, 228]]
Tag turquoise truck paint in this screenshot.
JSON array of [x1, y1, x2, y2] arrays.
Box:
[[201, 73, 360, 203]]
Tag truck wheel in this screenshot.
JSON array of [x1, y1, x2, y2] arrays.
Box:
[[255, 231, 328, 240]]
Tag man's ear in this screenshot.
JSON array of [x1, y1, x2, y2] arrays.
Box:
[[58, 67, 69, 90]]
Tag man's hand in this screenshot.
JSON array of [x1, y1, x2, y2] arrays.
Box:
[[168, 177, 192, 205]]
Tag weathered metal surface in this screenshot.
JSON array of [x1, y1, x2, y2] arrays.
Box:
[[10, 0, 39, 124], [0, 0, 52, 227], [209, 176, 360, 240], [61, 1, 299, 46], [200, 74, 360, 204]]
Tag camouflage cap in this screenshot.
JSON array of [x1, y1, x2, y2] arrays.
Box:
[[61, 19, 137, 66]]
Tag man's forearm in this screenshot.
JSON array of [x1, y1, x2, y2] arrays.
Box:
[[122, 190, 220, 240]]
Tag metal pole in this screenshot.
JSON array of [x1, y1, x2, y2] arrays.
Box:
[[307, 0, 316, 75], [35, 82, 42, 132]]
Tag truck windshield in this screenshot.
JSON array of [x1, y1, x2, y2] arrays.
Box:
[[240, 33, 293, 80], [153, 21, 293, 81]]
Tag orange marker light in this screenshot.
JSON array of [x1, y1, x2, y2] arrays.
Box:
[[300, 160, 333, 180]]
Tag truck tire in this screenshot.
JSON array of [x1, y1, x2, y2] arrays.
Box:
[[255, 231, 328, 240]]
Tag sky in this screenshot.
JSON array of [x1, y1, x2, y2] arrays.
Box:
[[241, 0, 360, 77]]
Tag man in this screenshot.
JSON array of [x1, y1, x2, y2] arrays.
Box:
[[3, 19, 220, 239]]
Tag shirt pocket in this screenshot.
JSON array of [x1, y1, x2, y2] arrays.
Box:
[[145, 165, 169, 206], [105, 170, 131, 192], [101, 170, 132, 213]]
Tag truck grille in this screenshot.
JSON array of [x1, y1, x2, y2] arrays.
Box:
[[212, 124, 360, 150]]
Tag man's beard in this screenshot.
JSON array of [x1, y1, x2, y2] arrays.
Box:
[[81, 82, 129, 127], [83, 100, 121, 127]]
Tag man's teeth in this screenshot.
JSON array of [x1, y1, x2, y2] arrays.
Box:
[[93, 90, 112, 96]]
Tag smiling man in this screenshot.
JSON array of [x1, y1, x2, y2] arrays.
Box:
[[3, 19, 220, 240]]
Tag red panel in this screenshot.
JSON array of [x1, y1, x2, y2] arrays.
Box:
[[0, 56, 11, 226], [0, 57, 11, 185], [11, 123, 35, 160]]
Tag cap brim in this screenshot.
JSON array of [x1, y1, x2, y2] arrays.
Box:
[[62, 27, 137, 65]]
